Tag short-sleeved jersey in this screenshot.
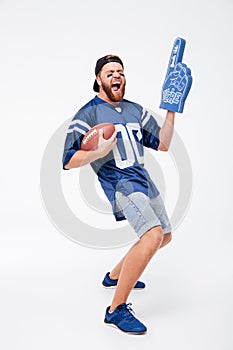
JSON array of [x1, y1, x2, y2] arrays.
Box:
[[62, 95, 161, 221]]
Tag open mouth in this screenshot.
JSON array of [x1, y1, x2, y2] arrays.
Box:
[[111, 82, 121, 92]]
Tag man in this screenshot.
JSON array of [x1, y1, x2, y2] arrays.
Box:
[[62, 51, 191, 334]]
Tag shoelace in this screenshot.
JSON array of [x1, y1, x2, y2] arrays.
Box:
[[118, 303, 135, 321]]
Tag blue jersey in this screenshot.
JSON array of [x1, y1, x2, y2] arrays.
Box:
[[63, 96, 161, 221]]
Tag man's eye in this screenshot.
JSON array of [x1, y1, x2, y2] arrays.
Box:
[[107, 73, 113, 78]]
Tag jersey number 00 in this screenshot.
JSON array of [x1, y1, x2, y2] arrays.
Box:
[[113, 123, 144, 169]]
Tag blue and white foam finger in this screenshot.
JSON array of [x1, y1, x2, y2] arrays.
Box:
[[159, 37, 193, 114]]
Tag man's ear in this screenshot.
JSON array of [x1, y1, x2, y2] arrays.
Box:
[[96, 75, 101, 88]]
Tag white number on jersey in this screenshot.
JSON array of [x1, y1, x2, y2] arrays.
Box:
[[113, 123, 144, 169]]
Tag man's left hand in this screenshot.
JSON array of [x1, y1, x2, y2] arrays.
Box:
[[160, 37, 193, 113]]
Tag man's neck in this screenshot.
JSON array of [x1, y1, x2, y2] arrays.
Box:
[[97, 92, 121, 107]]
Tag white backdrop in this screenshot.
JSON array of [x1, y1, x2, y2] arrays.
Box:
[[0, 0, 232, 349]]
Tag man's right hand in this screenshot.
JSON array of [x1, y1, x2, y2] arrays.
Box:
[[94, 129, 117, 158]]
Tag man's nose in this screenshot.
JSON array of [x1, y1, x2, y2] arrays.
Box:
[[112, 71, 120, 78]]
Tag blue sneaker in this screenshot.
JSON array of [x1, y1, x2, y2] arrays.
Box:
[[102, 272, 145, 289], [104, 303, 147, 334]]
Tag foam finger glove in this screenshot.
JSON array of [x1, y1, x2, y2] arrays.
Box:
[[160, 37, 193, 113]]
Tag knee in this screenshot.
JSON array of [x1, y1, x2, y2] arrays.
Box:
[[141, 226, 163, 253], [164, 232, 172, 244]]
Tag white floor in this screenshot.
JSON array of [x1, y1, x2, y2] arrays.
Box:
[[1, 198, 232, 350]]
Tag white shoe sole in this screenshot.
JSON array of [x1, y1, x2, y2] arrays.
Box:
[[103, 285, 145, 290], [104, 322, 147, 335]]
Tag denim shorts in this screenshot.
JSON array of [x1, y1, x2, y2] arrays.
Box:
[[115, 191, 172, 238]]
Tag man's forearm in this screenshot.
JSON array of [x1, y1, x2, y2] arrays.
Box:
[[64, 149, 100, 169], [158, 110, 175, 151], [64, 130, 117, 169]]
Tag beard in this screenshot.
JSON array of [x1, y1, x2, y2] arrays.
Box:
[[101, 80, 126, 102]]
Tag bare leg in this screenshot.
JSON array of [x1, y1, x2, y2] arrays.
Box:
[[109, 232, 172, 280], [109, 226, 164, 312], [160, 232, 172, 248]]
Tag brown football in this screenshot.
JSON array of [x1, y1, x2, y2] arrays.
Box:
[[80, 123, 115, 151]]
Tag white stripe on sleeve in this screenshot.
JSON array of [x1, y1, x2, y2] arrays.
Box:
[[67, 126, 87, 135], [142, 111, 151, 127], [69, 119, 91, 130]]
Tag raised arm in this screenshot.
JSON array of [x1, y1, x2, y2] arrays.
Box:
[[158, 110, 175, 152]]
